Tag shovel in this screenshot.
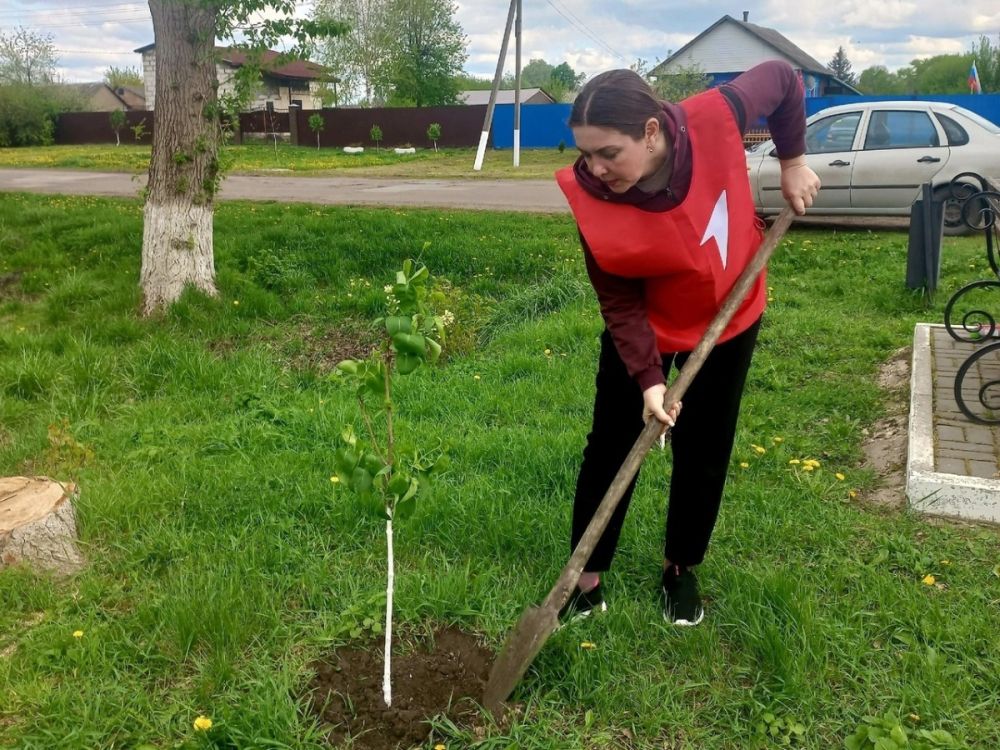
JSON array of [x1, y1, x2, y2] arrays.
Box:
[[482, 206, 795, 717]]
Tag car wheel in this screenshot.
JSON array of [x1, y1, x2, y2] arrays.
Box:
[[935, 185, 982, 237]]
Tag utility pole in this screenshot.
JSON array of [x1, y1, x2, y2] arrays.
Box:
[[513, 0, 522, 167], [473, 0, 517, 172]]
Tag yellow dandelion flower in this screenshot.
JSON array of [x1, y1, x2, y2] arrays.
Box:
[[922, 575, 936, 586], [435, 745, 447, 750], [751, 444, 766, 455], [330, 476, 340, 484], [232, 300, 239, 306], [804, 459, 820, 468], [772, 436, 784, 444], [909, 713, 921, 722], [473, 374, 481, 380], [789, 459, 801, 465], [940, 559, 951, 566], [802, 465, 815, 472], [193, 715, 213, 731], [849, 490, 858, 499], [72, 630, 84, 638], [835, 472, 845, 481], [580, 641, 597, 650], [544, 349, 552, 356], [740, 462, 750, 468]]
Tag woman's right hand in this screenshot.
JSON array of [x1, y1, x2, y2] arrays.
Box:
[[642, 383, 682, 435]]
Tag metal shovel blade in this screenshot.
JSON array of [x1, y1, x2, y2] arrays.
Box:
[[482, 604, 559, 715]]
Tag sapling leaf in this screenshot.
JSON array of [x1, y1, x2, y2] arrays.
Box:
[[396, 352, 421, 374], [392, 332, 426, 357], [336, 359, 359, 375], [385, 316, 412, 335], [395, 494, 416, 520], [426, 338, 442, 363]]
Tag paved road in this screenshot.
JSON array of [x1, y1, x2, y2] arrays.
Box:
[[0, 167, 911, 230], [0, 168, 570, 213]]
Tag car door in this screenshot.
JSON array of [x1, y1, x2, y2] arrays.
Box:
[[850, 109, 950, 210], [756, 110, 860, 210]]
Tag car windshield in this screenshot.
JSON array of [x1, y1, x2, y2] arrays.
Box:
[[949, 106, 1000, 134]]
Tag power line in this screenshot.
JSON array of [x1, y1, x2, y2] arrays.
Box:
[[540, 0, 628, 64], [0, 2, 146, 18], [55, 48, 138, 56]]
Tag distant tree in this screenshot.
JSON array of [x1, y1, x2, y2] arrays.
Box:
[[104, 65, 144, 89], [649, 62, 710, 102], [550, 61, 584, 90], [109, 108, 126, 146], [452, 72, 493, 91], [969, 34, 1000, 93], [387, 0, 467, 106], [828, 46, 856, 85], [308, 112, 324, 149], [315, 0, 394, 105], [910, 54, 976, 93], [0, 26, 57, 86], [519, 58, 554, 89], [857, 65, 905, 94]]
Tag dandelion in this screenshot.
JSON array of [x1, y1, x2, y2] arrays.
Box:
[[72, 630, 83, 638], [330, 476, 340, 484], [580, 642, 597, 650], [772, 436, 784, 444], [940, 559, 951, 566], [232, 300, 239, 306], [544, 349, 552, 356], [848, 490, 858, 499], [789, 459, 801, 465], [739, 462, 749, 469], [922, 574, 936, 586], [835, 472, 845, 481], [751, 444, 766, 455], [435, 745, 447, 750], [473, 374, 481, 380], [802, 464, 815, 472], [193, 715, 213, 731], [803, 459, 820, 468], [909, 714, 921, 723]]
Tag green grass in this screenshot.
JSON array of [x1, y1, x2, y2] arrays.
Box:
[[1, 192, 998, 749], [0, 144, 577, 179]]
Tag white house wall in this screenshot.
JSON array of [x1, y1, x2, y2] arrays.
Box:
[[658, 24, 793, 74]]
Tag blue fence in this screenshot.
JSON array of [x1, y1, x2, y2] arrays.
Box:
[[486, 95, 1000, 149]]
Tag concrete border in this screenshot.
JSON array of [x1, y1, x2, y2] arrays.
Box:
[[906, 323, 1000, 523]]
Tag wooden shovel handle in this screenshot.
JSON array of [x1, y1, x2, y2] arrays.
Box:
[[542, 207, 795, 612]]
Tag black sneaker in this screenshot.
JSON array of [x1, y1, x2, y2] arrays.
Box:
[[558, 583, 607, 625], [662, 565, 704, 626]]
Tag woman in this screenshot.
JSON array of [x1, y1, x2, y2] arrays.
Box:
[[557, 61, 820, 626]]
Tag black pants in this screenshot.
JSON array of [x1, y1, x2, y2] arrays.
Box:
[[571, 318, 761, 570]]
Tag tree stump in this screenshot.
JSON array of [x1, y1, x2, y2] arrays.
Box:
[[0, 476, 84, 576]]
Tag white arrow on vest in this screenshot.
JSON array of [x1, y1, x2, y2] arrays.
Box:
[[700, 190, 729, 269]]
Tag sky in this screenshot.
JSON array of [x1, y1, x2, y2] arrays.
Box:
[[0, 0, 996, 85]]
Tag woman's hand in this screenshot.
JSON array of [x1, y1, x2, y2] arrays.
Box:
[[642, 383, 682, 436], [779, 155, 821, 215]]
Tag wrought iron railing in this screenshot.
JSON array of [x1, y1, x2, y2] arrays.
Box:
[[942, 173, 1000, 424]]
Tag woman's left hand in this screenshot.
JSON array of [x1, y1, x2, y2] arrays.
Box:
[[778, 155, 821, 215]]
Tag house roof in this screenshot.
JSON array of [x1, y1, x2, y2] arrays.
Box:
[[134, 43, 329, 80], [459, 88, 555, 105], [59, 82, 145, 109], [651, 14, 833, 76]]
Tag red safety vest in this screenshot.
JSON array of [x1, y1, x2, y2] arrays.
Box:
[[556, 88, 765, 352]]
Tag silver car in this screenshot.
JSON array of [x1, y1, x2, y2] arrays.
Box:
[[746, 101, 1000, 235]]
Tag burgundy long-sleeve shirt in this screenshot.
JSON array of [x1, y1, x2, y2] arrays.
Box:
[[573, 60, 806, 391]]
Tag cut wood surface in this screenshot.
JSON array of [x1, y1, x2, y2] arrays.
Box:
[[0, 476, 84, 575]]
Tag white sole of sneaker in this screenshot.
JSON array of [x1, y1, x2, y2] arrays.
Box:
[[664, 607, 704, 627], [559, 601, 608, 628]]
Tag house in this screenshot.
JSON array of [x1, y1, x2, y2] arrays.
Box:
[[59, 82, 145, 112], [649, 13, 861, 97], [459, 88, 557, 105], [134, 44, 330, 111]]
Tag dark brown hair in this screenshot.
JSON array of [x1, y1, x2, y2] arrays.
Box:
[[568, 69, 665, 140]]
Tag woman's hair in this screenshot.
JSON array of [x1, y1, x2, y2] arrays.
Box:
[[568, 69, 665, 140]]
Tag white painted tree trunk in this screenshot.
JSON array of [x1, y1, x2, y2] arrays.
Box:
[[382, 516, 394, 707], [0, 477, 84, 576], [140, 201, 217, 315]]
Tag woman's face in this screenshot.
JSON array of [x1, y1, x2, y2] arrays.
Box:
[[573, 123, 656, 193]]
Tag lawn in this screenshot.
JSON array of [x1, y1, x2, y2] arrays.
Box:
[[0, 144, 577, 179], [0, 193, 998, 749]]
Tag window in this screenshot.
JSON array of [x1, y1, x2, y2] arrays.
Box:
[[934, 113, 970, 146], [805, 112, 862, 154], [864, 110, 940, 150]]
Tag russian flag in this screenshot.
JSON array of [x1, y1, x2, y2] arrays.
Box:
[[968, 61, 982, 94]]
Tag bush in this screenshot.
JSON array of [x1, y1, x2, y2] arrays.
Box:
[[0, 83, 81, 147]]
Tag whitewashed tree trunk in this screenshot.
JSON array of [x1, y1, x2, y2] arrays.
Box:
[[141, 0, 221, 316], [0, 477, 84, 576]]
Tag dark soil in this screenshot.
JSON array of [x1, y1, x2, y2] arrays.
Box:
[[306, 626, 494, 750]]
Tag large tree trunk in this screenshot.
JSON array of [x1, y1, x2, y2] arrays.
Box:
[[141, 0, 221, 315], [0, 477, 84, 576]]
